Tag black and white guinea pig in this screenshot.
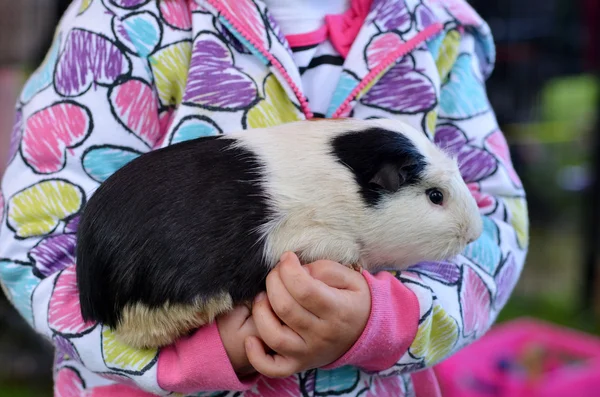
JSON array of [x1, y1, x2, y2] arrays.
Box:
[[76, 118, 483, 349]]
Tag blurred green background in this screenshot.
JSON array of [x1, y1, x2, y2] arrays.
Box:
[[0, 0, 599, 396]]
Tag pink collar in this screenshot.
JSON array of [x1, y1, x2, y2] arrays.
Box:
[[284, 0, 373, 57]]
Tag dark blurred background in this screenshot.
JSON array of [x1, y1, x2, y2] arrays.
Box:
[[0, 0, 599, 396]]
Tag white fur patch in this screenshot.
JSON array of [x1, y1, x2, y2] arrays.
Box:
[[229, 120, 368, 268], [228, 118, 483, 271]]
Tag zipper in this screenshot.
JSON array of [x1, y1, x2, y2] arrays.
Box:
[[205, 1, 443, 121], [206, 0, 314, 120], [331, 23, 444, 118]]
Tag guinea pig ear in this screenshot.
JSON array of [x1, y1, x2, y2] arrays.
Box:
[[369, 163, 404, 192]]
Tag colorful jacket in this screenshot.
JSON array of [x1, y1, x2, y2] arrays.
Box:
[[0, 0, 529, 396]]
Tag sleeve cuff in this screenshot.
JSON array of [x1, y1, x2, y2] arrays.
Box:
[[322, 270, 420, 372], [157, 322, 260, 393]]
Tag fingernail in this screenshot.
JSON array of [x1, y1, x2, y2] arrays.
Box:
[[280, 252, 291, 262], [255, 292, 266, 303]]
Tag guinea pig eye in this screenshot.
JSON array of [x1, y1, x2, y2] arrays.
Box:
[[427, 188, 444, 205]]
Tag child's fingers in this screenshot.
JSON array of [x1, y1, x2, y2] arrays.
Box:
[[245, 336, 300, 378], [252, 292, 306, 356], [304, 260, 357, 290], [229, 304, 252, 325], [265, 263, 317, 332], [217, 304, 253, 333], [278, 252, 338, 317]]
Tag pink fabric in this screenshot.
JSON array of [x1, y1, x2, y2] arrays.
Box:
[[323, 270, 420, 371], [283, 0, 372, 56], [412, 369, 443, 397], [434, 318, 600, 397], [286, 25, 329, 48], [157, 269, 423, 393], [325, 0, 373, 58], [157, 322, 260, 393]]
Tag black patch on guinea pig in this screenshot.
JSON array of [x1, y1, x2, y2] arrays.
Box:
[[331, 127, 427, 206], [76, 136, 273, 328]]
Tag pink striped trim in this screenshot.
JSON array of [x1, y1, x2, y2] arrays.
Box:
[[330, 23, 443, 118], [206, 0, 314, 120], [286, 25, 328, 48]]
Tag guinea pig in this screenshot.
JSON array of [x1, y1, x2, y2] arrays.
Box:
[[76, 118, 483, 349]]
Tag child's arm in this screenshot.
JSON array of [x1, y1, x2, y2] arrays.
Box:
[[0, 1, 259, 394], [321, 24, 529, 373]]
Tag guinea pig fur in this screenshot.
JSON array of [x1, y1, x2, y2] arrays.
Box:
[[76, 118, 483, 349]]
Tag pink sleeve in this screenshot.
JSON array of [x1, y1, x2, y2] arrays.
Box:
[[323, 271, 420, 372], [157, 322, 260, 393]]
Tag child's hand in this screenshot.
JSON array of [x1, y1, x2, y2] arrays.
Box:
[[245, 252, 371, 378], [217, 305, 259, 377]]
